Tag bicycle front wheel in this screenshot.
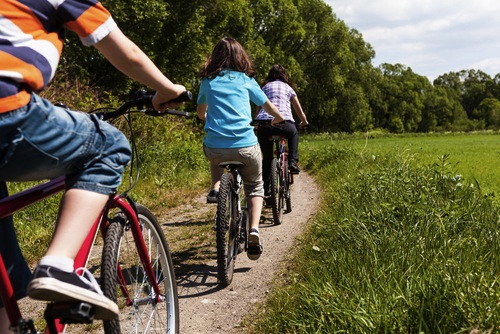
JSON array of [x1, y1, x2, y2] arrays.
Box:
[[270, 158, 284, 225], [101, 203, 179, 333], [216, 173, 239, 287]]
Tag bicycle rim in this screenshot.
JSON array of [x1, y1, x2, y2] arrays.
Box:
[[216, 173, 237, 287], [102, 204, 179, 333], [270, 158, 283, 225], [284, 163, 292, 213]]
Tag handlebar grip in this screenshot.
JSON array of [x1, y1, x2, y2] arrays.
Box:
[[167, 91, 192, 104], [144, 109, 191, 117], [250, 119, 284, 127]]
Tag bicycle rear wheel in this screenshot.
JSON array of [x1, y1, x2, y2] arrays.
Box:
[[284, 162, 292, 213], [101, 203, 179, 333], [270, 158, 284, 225], [216, 173, 239, 287]]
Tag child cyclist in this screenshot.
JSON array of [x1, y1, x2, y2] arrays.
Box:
[[197, 38, 284, 260], [0, 0, 186, 329], [255, 64, 308, 205]]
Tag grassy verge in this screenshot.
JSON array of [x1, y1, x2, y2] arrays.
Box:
[[245, 134, 499, 333]]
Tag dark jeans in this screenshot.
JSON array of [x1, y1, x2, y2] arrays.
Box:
[[0, 181, 31, 307], [257, 121, 298, 195]]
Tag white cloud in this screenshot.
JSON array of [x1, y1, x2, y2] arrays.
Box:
[[325, 0, 500, 80]]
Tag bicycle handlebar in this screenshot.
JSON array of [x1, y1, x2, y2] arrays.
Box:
[[251, 118, 310, 130], [95, 90, 192, 121], [250, 119, 285, 127]]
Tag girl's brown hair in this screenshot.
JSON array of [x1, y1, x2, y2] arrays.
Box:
[[264, 64, 295, 90], [199, 37, 255, 79]]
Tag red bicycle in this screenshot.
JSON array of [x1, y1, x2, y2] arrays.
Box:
[[0, 90, 190, 333]]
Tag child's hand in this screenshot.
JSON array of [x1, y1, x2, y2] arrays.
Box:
[[153, 85, 188, 111], [271, 113, 285, 126]]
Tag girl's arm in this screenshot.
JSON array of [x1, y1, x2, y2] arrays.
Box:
[[291, 96, 308, 127], [197, 103, 208, 121], [261, 99, 285, 125]]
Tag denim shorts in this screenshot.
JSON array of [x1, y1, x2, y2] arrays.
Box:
[[203, 144, 264, 197], [0, 93, 131, 194]]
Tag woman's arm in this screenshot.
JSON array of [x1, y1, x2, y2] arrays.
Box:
[[291, 96, 308, 127]]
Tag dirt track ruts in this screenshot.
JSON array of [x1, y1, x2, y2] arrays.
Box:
[[161, 171, 320, 333]]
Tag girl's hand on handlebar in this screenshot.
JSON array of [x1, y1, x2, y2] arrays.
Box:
[[153, 84, 188, 111], [271, 113, 285, 126]]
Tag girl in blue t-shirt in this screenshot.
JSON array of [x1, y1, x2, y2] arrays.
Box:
[[197, 38, 284, 260]]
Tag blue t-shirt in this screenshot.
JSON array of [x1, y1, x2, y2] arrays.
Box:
[[197, 70, 267, 148]]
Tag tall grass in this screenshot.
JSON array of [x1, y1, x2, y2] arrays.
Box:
[[247, 137, 499, 333]]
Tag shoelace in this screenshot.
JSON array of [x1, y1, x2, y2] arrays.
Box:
[[75, 267, 104, 295]]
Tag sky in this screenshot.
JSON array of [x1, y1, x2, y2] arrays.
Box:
[[324, 0, 500, 81]]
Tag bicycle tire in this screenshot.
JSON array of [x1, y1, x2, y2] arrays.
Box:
[[216, 173, 238, 287], [284, 162, 292, 213], [270, 158, 283, 225], [101, 203, 179, 333]]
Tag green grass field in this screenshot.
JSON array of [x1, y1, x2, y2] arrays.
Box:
[[309, 131, 500, 203]]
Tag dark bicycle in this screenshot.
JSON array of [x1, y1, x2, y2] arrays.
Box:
[[252, 119, 293, 225], [215, 161, 256, 287]]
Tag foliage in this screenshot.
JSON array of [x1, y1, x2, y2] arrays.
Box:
[[247, 137, 499, 333], [50, 0, 500, 134]]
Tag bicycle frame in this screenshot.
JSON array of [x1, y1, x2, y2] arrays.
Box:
[[0, 177, 163, 333], [272, 136, 294, 186]]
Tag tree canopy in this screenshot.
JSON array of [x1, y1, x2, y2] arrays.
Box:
[[56, 0, 500, 132]]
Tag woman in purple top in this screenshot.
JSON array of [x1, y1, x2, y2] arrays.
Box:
[[255, 65, 308, 204]]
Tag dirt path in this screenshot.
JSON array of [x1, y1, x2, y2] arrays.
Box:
[[17, 171, 319, 333], [160, 171, 320, 333]]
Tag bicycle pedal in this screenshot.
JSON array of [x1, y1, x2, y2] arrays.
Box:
[[44, 301, 95, 324], [247, 244, 263, 254]]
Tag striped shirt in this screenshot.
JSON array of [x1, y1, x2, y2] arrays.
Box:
[[0, 0, 117, 112], [255, 80, 296, 122]]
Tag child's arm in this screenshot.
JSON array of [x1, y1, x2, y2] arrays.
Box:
[[197, 104, 208, 121], [261, 100, 285, 125], [93, 28, 185, 110]]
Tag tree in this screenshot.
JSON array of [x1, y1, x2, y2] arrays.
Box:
[[377, 64, 429, 133], [472, 98, 500, 129]]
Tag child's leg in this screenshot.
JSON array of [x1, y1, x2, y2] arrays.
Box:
[[247, 195, 263, 230], [209, 160, 224, 191], [45, 189, 108, 258], [0, 308, 9, 334], [0, 182, 31, 312]]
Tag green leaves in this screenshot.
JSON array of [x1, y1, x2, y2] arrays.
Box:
[[55, 0, 500, 132]]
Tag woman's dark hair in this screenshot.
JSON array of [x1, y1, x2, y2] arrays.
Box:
[[199, 37, 255, 78], [263, 64, 295, 89]]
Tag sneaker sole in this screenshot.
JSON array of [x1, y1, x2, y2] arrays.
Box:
[[27, 277, 118, 320], [247, 233, 262, 260]]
